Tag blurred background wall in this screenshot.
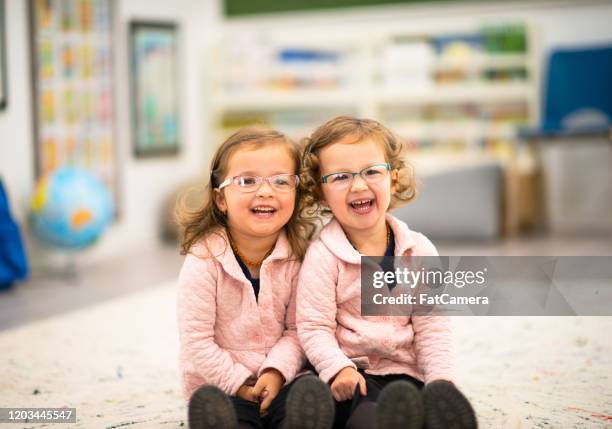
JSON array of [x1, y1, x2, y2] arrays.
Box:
[[0, 0, 220, 262], [0, 0, 611, 269]]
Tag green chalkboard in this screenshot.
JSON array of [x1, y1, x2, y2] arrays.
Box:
[[225, 0, 483, 17]]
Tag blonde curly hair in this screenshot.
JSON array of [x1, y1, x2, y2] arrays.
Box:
[[300, 116, 417, 221]]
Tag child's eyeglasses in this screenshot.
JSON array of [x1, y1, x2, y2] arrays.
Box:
[[217, 174, 300, 193], [321, 163, 391, 191]]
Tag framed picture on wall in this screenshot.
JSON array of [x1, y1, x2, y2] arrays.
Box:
[[129, 21, 180, 157], [29, 0, 119, 209], [1, 0, 7, 110]]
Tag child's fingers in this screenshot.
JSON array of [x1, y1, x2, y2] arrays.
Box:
[[331, 374, 364, 402], [259, 394, 274, 415], [238, 386, 257, 402], [251, 380, 265, 399], [341, 385, 352, 401], [248, 387, 259, 402], [331, 384, 346, 402], [259, 401, 269, 415], [340, 381, 355, 401], [330, 384, 339, 401], [358, 375, 367, 396]]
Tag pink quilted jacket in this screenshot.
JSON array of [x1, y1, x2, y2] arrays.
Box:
[[177, 228, 305, 399], [296, 214, 454, 385]]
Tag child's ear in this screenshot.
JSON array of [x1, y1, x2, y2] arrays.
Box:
[[214, 188, 227, 214], [390, 169, 399, 193]]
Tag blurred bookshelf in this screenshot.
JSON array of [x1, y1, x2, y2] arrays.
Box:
[[210, 20, 538, 158]]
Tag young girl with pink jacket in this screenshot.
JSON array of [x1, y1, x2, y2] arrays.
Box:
[[176, 127, 334, 429], [297, 116, 477, 429]]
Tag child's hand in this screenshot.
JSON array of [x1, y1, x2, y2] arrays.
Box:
[[236, 384, 258, 403], [330, 367, 367, 401], [253, 369, 285, 415]]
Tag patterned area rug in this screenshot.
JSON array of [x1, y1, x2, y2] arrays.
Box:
[[1, 282, 611, 428], [1, 282, 185, 429]]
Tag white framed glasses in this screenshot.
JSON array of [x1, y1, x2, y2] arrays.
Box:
[[217, 174, 299, 193], [321, 163, 391, 190]]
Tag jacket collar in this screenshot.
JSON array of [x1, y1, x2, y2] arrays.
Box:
[[319, 213, 416, 264], [205, 227, 291, 283]]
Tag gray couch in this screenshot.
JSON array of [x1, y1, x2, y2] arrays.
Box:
[[393, 163, 503, 240]]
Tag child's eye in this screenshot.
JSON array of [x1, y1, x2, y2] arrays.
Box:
[[330, 173, 351, 183], [364, 167, 383, 176], [238, 176, 258, 186], [271, 176, 290, 187]]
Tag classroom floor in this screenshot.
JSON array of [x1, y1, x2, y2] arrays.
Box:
[[1, 235, 612, 428]]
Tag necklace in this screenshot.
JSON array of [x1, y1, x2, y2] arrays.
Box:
[[228, 232, 273, 267]]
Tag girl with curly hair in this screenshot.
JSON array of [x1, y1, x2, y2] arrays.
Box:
[[296, 116, 477, 429]]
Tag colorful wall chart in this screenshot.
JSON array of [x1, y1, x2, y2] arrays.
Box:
[[30, 0, 118, 207], [129, 21, 180, 157]]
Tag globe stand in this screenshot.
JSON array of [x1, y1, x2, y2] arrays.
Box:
[[29, 239, 85, 283], [46, 248, 81, 281]]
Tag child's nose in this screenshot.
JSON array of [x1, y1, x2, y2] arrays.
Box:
[[255, 180, 274, 196], [350, 175, 369, 192]]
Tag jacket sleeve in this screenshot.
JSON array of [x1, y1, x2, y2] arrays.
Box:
[[177, 253, 253, 395], [411, 232, 455, 384], [259, 262, 306, 384], [297, 243, 356, 384]]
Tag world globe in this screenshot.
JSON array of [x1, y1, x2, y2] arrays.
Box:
[[31, 168, 114, 249]]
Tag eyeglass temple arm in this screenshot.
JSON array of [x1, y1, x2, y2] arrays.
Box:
[[216, 177, 231, 190]]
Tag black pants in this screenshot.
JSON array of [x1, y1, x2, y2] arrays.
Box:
[[230, 381, 294, 429], [334, 370, 424, 429]]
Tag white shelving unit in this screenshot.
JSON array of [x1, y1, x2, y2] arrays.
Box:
[[211, 22, 539, 145], [208, 19, 540, 165], [375, 83, 532, 105]]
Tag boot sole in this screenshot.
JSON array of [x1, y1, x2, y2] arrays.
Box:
[[285, 375, 335, 429], [188, 385, 238, 429], [377, 380, 424, 429], [423, 380, 477, 429]]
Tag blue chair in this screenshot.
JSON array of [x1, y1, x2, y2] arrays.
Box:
[[541, 45, 612, 133], [517, 44, 612, 138], [522, 45, 612, 234]]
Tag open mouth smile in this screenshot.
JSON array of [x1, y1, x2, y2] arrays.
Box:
[[349, 198, 375, 214]]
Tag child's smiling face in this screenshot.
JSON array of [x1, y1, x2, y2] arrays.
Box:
[[214, 142, 297, 240], [319, 137, 396, 236]]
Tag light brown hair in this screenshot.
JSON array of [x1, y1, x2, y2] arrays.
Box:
[[300, 116, 417, 219], [176, 125, 315, 259]]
